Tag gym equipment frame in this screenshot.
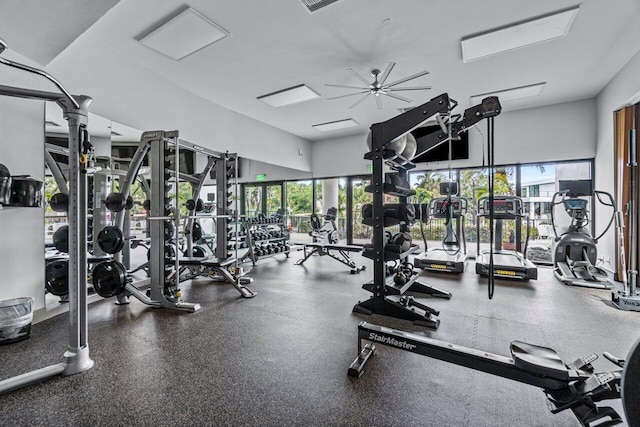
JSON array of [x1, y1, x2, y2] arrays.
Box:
[[475, 195, 538, 281], [0, 38, 94, 393], [349, 322, 639, 427], [355, 94, 501, 328], [414, 195, 468, 273], [296, 209, 365, 274], [550, 181, 616, 289]]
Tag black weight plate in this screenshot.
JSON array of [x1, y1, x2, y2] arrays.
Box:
[[105, 192, 126, 213], [97, 226, 125, 254], [185, 199, 196, 211], [192, 221, 202, 243], [53, 225, 69, 253], [196, 199, 204, 212], [164, 220, 175, 240], [49, 193, 68, 212], [623, 337, 640, 427], [92, 261, 127, 298], [143, 199, 151, 210], [45, 260, 69, 296], [125, 195, 134, 210]]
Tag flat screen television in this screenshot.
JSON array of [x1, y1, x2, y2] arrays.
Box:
[[559, 179, 593, 197], [411, 125, 469, 163]]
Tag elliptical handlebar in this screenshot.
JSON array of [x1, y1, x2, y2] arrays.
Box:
[[593, 190, 616, 243], [550, 189, 616, 244]]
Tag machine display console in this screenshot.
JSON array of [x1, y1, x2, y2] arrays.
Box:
[[430, 197, 465, 218], [563, 198, 588, 212], [478, 196, 523, 217]]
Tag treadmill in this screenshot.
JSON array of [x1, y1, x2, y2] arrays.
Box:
[[414, 195, 468, 273], [475, 195, 537, 280]]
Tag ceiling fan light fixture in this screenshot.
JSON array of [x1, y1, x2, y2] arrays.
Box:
[[461, 6, 579, 62], [257, 84, 321, 107], [470, 82, 546, 104], [312, 118, 359, 132]]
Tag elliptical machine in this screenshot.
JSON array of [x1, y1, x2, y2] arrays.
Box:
[[551, 180, 616, 289]]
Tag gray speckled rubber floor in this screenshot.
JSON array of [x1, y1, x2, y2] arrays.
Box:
[[1, 253, 639, 426]]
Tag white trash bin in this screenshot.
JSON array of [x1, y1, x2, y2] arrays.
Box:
[[0, 297, 34, 344]]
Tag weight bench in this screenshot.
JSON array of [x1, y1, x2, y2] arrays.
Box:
[[295, 242, 366, 274], [175, 256, 256, 298]]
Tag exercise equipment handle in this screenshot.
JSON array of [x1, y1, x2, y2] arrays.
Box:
[[0, 38, 79, 109]]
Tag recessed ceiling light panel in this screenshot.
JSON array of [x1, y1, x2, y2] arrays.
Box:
[[470, 82, 546, 105], [312, 118, 359, 132], [138, 7, 230, 60], [299, 0, 341, 13], [461, 6, 579, 62], [258, 84, 321, 107]]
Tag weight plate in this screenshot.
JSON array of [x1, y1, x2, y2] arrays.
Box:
[[92, 261, 127, 298], [49, 193, 68, 212], [97, 226, 125, 254], [105, 192, 126, 213], [52, 225, 69, 253], [45, 259, 69, 296]]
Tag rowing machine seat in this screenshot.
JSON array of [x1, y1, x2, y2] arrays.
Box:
[[510, 341, 570, 380]]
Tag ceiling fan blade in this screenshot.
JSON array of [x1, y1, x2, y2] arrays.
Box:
[[386, 86, 432, 91], [325, 83, 368, 90], [347, 68, 373, 86], [376, 95, 383, 110], [349, 92, 370, 109], [326, 90, 369, 101], [378, 62, 396, 86], [384, 92, 412, 103], [385, 69, 430, 88]]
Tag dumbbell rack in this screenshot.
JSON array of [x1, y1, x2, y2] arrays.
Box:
[[354, 94, 454, 329], [243, 218, 290, 265]]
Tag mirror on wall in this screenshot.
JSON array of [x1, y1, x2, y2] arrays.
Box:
[[43, 102, 143, 312]]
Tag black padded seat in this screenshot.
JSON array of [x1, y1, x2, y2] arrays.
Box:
[[510, 340, 570, 380], [175, 257, 236, 268], [178, 257, 210, 266], [305, 243, 363, 252], [88, 255, 112, 263], [201, 257, 236, 268]]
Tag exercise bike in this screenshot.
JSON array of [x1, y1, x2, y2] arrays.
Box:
[[551, 180, 616, 289]]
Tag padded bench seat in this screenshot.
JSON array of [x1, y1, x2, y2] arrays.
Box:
[[305, 243, 363, 252], [174, 257, 237, 268], [510, 340, 569, 380]]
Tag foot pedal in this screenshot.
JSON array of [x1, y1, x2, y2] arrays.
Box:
[[567, 353, 598, 371]]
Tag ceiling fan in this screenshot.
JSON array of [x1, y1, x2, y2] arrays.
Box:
[[325, 62, 431, 109]]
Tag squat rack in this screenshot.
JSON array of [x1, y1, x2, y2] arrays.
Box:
[[0, 39, 94, 393]]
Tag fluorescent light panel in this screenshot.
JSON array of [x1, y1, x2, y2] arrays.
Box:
[[461, 6, 579, 62], [257, 84, 320, 107], [312, 118, 359, 132], [138, 7, 229, 60], [470, 82, 546, 105]]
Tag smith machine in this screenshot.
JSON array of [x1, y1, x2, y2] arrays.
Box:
[[355, 93, 500, 328], [101, 130, 256, 310], [0, 38, 95, 393]]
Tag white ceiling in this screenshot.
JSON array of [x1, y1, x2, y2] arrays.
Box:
[[4, 0, 640, 142]]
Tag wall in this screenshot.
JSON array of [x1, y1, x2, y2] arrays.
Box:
[[238, 158, 312, 184], [311, 99, 597, 178], [0, 96, 45, 310], [45, 34, 313, 173], [595, 49, 640, 270]]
